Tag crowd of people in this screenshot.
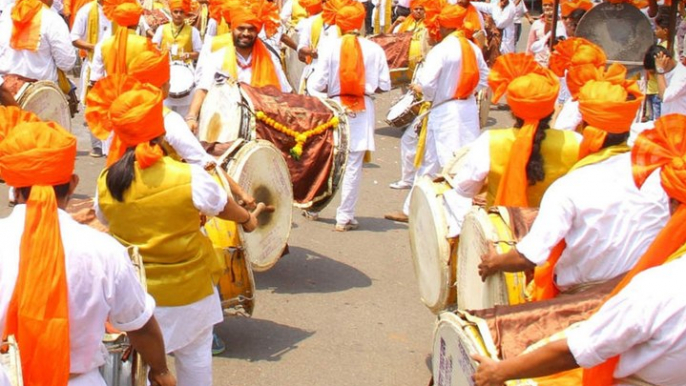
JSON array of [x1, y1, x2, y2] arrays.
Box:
[[1, 0, 686, 383]]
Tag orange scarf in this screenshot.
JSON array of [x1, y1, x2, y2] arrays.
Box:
[[10, 0, 43, 51], [0, 121, 77, 386], [339, 34, 366, 111], [453, 35, 479, 100], [583, 114, 686, 385]]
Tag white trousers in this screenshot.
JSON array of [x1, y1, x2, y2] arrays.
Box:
[[336, 150, 366, 224], [399, 126, 417, 185], [402, 128, 449, 215], [172, 326, 213, 386]]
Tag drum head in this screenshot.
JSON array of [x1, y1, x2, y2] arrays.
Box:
[[576, 2, 654, 67], [477, 88, 491, 129], [18, 81, 71, 131], [409, 176, 453, 313], [386, 92, 416, 127], [198, 80, 250, 143], [440, 145, 472, 185], [432, 312, 492, 386], [224, 140, 293, 271], [169, 62, 195, 98], [285, 30, 307, 93]]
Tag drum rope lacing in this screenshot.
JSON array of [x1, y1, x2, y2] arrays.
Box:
[[254, 110, 339, 160]]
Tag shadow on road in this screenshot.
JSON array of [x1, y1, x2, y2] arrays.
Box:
[[255, 246, 372, 294], [306, 216, 408, 233], [375, 126, 403, 139], [215, 317, 315, 361]]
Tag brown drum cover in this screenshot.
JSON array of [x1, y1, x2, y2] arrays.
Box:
[[240, 84, 338, 207], [143, 8, 170, 30], [482, 14, 502, 67], [368, 32, 413, 70]]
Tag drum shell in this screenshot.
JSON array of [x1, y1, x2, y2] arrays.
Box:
[[385, 92, 422, 128], [0, 336, 23, 386], [13, 80, 71, 132], [197, 80, 252, 144], [284, 30, 307, 93], [168, 61, 196, 99]]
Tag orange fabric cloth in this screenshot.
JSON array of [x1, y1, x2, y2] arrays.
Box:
[[488, 53, 560, 207], [437, 3, 466, 29], [578, 79, 643, 158], [230, 0, 280, 38], [334, 2, 366, 111], [169, 0, 191, 12], [462, 3, 483, 34], [0, 106, 41, 142], [10, 0, 43, 51], [300, 0, 322, 16], [128, 47, 171, 88], [103, 0, 143, 27], [549, 37, 606, 78], [322, 0, 356, 26], [560, 0, 593, 17], [0, 121, 76, 386], [453, 34, 479, 98], [542, 0, 554, 4], [409, 0, 427, 10], [583, 114, 686, 385], [566, 62, 627, 99]]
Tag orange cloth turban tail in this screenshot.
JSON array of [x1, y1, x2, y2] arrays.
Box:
[[577, 77, 643, 159], [10, 0, 43, 51], [488, 53, 560, 207], [128, 48, 171, 88], [0, 120, 77, 386], [85, 75, 166, 168], [103, 0, 144, 73], [169, 0, 191, 12], [327, 0, 366, 111], [583, 114, 686, 386]]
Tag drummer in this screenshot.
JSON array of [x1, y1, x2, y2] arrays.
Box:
[[152, 0, 203, 117], [385, 3, 489, 223], [90, 77, 264, 386], [0, 108, 175, 386], [389, 0, 426, 33], [478, 74, 670, 302], [187, 0, 292, 133], [473, 114, 686, 386], [296, 0, 341, 96], [444, 53, 581, 227], [0, 0, 77, 86]]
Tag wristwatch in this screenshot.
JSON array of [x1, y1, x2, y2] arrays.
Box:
[[656, 67, 666, 74]]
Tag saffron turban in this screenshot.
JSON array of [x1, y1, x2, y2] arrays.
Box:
[[103, 0, 143, 27], [231, 0, 280, 38], [128, 47, 171, 88], [0, 120, 76, 386], [0, 106, 40, 142], [299, 0, 323, 16], [169, 0, 192, 12], [561, 0, 592, 17], [566, 62, 628, 99], [437, 4, 466, 29], [323, 0, 364, 32], [549, 37, 606, 78]]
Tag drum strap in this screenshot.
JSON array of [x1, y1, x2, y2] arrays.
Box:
[[259, 37, 282, 61]]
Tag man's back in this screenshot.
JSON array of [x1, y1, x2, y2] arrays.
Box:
[[0, 205, 153, 375]]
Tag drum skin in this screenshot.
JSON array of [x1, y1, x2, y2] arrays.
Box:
[[284, 30, 307, 93], [168, 61, 196, 98], [198, 80, 251, 144], [17, 81, 71, 132], [385, 92, 421, 128]]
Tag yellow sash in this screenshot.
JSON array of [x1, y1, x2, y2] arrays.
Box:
[[374, 0, 392, 34], [311, 14, 324, 50], [217, 17, 230, 35], [212, 33, 238, 78], [85, 1, 99, 61], [571, 143, 631, 172], [161, 22, 194, 62]]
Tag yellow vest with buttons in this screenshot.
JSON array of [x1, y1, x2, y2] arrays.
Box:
[[161, 22, 194, 62], [97, 157, 217, 307], [487, 128, 579, 207]]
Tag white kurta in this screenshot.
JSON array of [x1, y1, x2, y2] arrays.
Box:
[[195, 35, 292, 92], [70, 1, 112, 102], [0, 5, 76, 81], [516, 152, 670, 291], [553, 99, 582, 131], [661, 61, 686, 116], [0, 206, 155, 384], [471, 0, 516, 54], [416, 35, 489, 174], [296, 15, 340, 96], [567, 256, 686, 386], [164, 108, 215, 167]]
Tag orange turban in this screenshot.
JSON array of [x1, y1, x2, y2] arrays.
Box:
[[542, 0, 554, 4], [323, 0, 365, 32], [582, 114, 686, 386], [230, 0, 280, 38], [577, 79, 643, 158], [103, 0, 143, 27], [0, 106, 41, 143], [10, 0, 43, 51], [549, 37, 606, 78], [128, 47, 171, 88], [85, 75, 166, 168], [0, 121, 76, 386], [409, 0, 427, 9], [322, 0, 354, 27], [437, 4, 466, 29], [488, 53, 560, 207], [169, 0, 192, 12], [561, 0, 592, 17], [300, 0, 323, 16], [567, 62, 628, 99]]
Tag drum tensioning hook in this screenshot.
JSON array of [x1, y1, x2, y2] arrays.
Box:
[[492, 240, 517, 247]]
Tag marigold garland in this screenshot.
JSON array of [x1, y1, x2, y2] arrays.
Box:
[[255, 111, 339, 160]]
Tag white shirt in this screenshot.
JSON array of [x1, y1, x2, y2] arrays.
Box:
[[514, 0, 527, 24], [152, 23, 203, 55], [661, 61, 686, 116], [0, 5, 77, 81], [70, 2, 112, 49], [471, 0, 517, 54], [196, 35, 292, 92], [204, 17, 217, 42], [553, 99, 582, 131], [0, 206, 155, 376], [568, 256, 686, 385], [525, 19, 566, 67], [516, 152, 669, 291], [310, 35, 391, 152], [296, 15, 340, 95], [164, 109, 215, 167]]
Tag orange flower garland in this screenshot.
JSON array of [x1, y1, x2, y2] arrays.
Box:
[[255, 111, 339, 160]]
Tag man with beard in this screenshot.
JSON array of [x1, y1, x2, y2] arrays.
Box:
[[186, 0, 291, 132]]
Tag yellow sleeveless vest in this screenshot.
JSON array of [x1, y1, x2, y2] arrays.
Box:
[[487, 129, 579, 207], [97, 157, 217, 307], [161, 22, 194, 62], [102, 31, 151, 75]]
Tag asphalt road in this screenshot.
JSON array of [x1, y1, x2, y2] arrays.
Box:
[[0, 42, 524, 386]]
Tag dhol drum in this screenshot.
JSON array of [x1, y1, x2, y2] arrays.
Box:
[[476, 87, 491, 129], [4, 77, 71, 131], [385, 91, 423, 128], [169, 61, 195, 99], [284, 29, 307, 93], [369, 29, 429, 89], [408, 146, 471, 314], [216, 139, 294, 271], [432, 278, 620, 386], [0, 336, 22, 386], [457, 206, 538, 310], [198, 78, 252, 144]]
